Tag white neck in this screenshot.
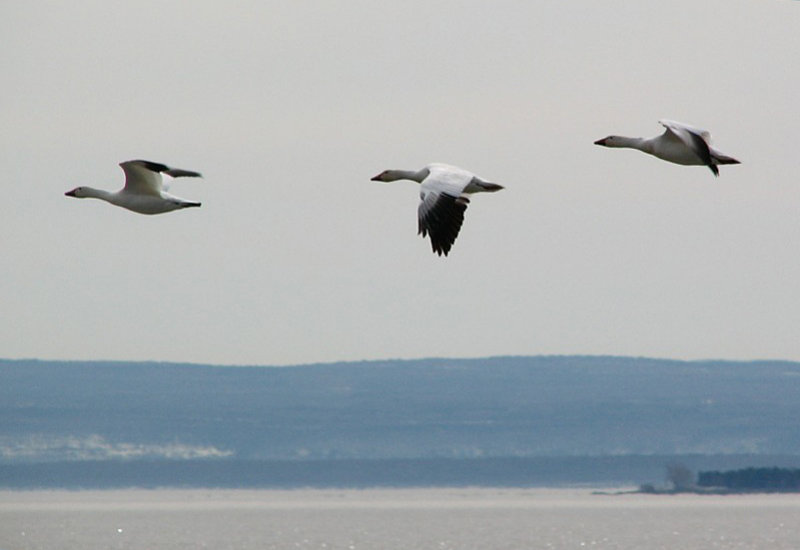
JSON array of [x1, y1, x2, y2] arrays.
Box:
[[79, 187, 127, 206], [382, 169, 429, 183], [610, 136, 652, 153]]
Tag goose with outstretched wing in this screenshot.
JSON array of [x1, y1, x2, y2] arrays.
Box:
[[594, 120, 740, 176], [65, 159, 203, 214], [371, 163, 503, 256]]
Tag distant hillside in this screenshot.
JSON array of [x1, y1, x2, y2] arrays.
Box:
[[4, 455, 800, 490], [2, 356, 800, 462], [698, 466, 800, 492]]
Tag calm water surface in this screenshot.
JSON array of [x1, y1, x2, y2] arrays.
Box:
[[1, 488, 799, 549]]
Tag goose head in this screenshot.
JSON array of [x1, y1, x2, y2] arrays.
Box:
[[594, 136, 621, 147], [370, 170, 394, 182], [65, 186, 88, 198], [64, 186, 110, 200]]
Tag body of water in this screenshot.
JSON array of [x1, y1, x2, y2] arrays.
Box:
[[1, 488, 798, 549]]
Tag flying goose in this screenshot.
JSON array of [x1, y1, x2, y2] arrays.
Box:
[[594, 120, 740, 176], [371, 163, 503, 256], [65, 159, 202, 214]]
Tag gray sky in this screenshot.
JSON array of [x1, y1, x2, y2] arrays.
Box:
[[2, 1, 799, 366]]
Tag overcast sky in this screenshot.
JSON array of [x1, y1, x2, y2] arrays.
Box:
[[2, 1, 799, 366]]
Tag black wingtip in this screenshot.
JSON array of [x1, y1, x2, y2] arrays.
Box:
[[129, 160, 202, 178], [134, 160, 171, 173], [431, 242, 451, 256], [165, 168, 203, 178]]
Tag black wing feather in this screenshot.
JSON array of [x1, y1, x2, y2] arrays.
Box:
[[133, 160, 202, 178], [684, 131, 718, 176], [418, 193, 470, 256]]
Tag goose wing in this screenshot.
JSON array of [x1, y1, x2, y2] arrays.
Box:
[[418, 181, 470, 257], [658, 120, 717, 176], [120, 160, 202, 196], [659, 120, 711, 141]]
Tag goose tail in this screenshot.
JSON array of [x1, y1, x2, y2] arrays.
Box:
[[713, 154, 741, 165], [478, 182, 504, 192]]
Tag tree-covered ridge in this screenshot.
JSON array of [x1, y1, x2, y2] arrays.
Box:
[[698, 467, 800, 492]]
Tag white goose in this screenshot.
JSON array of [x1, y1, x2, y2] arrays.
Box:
[[65, 159, 203, 214], [371, 163, 503, 256], [594, 120, 740, 176]]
